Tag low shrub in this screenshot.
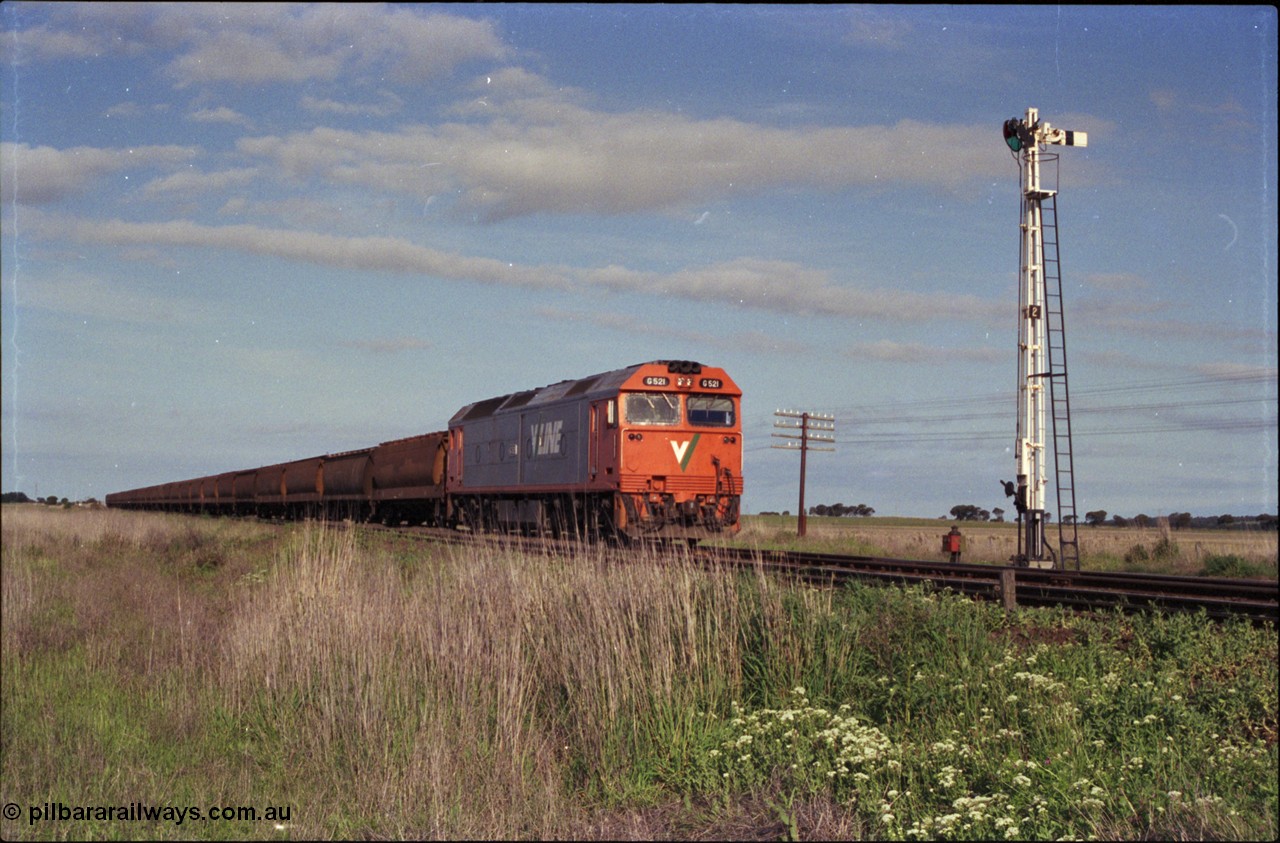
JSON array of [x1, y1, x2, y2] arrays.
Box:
[[1201, 553, 1270, 578], [1152, 536, 1180, 560]]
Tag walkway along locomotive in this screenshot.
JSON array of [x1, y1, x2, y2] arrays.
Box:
[[105, 361, 743, 543]]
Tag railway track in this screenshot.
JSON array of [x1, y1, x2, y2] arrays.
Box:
[[697, 546, 1279, 625], [361, 523, 1278, 624]]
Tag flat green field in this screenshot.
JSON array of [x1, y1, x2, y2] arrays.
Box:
[[3, 505, 1276, 839]]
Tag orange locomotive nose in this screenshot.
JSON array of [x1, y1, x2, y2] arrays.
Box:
[[613, 364, 742, 537]]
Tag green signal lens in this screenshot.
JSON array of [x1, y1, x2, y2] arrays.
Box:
[[1002, 118, 1023, 151]]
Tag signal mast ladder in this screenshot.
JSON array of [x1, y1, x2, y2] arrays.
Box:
[[1034, 172, 1080, 570]]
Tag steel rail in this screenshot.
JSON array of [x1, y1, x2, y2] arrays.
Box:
[[697, 546, 1278, 625], [359, 524, 1277, 624]]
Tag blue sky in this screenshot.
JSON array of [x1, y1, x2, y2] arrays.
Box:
[[2, 4, 1276, 519]]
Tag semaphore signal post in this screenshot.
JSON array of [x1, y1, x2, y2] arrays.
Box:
[[1001, 106, 1086, 569]]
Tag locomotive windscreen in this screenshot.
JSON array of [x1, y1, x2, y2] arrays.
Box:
[[688, 395, 735, 426], [624, 393, 680, 425]]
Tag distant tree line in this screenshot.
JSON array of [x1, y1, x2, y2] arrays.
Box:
[[2, 491, 98, 507], [922, 503, 1275, 530], [1083, 510, 1276, 530], [805, 503, 876, 518], [948, 504, 1008, 522]]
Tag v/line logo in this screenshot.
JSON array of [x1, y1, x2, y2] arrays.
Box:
[[529, 420, 563, 456], [670, 434, 700, 471]]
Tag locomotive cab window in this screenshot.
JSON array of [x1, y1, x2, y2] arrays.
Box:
[[624, 392, 680, 425], [688, 395, 735, 427]]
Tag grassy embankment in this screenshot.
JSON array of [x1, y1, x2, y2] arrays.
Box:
[[732, 514, 1278, 577], [2, 504, 1276, 839]]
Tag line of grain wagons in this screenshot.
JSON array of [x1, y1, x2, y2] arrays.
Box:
[[106, 361, 744, 542]]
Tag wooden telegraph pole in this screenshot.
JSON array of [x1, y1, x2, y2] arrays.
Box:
[[772, 410, 835, 537]]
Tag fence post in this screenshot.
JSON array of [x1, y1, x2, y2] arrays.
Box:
[[1000, 568, 1018, 611]]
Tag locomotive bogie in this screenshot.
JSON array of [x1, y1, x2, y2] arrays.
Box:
[[449, 491, 623, 540]]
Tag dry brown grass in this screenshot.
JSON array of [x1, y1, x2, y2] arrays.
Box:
[[5, 504, 839, 838], [2, 505, 272, 673], [734, 515, 1278, 574], [221, 524, 570, 836], [215, 524, 790, 836]]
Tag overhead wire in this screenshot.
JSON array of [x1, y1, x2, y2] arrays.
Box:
[[745, 370, 1277, 453]]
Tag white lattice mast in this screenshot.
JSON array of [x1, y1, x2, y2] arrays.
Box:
[[1002, 107, 1086, 565]]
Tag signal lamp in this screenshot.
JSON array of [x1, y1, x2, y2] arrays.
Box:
[[1002, 118, 1024, 152]]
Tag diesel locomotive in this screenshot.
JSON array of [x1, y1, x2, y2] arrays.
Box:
[[106, 360, 743, 542]]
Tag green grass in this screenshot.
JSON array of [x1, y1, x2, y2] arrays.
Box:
[[3, 505, 1276, 839], [1200, 553, 1274, 579]]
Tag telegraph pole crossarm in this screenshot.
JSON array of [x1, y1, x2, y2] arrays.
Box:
[[773, 409, 835, 537]]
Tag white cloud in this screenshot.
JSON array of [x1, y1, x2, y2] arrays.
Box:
[[846, 8, 915, 50], [168, 29, 344, 87], [4, 5, 508, 88], [0, 143, 197, 205], [39, 215, 574, 291], [104, 102, 144, 119], [35, 214, 1002, 325], [843, 340, 1002, 364], [15, 273, 206, 325], [158, 4, 506, 88], [188, 107, 254, 128], [362, 6, 510, 84], [236, 101, 1015, 222], [141, 168, 259, 198], [0, 22, 105, 63], [535, 307, 814, 355], [583, 258, 1000, 322], [1085, 272, 1150, 291], [300, 92, 403, 118], [339, 337, 434, 354], [1190, 362, 1279, 381]]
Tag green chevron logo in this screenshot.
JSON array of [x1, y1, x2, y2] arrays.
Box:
[[670, 433, 701, 472]]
